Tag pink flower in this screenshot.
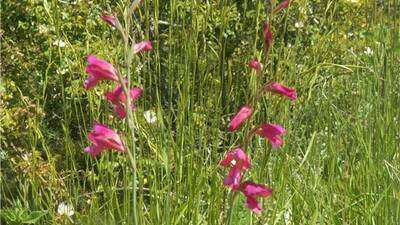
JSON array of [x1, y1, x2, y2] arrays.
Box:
[[105, 84, 143, 118], [84, 55, 118, 90], [263, 22, 273, 53], [265, 82, 297, 100], [248, 59, 262, 72], [223, 165, 243, 190], [84, 122, 125, 157], [274, 0, 291, 13], [100, 14, 117, 27], [240, 181, 273, 214], [228, 105, 253, 132], [133, 41, 153, 54], [220, 148, 250, 169], [220, 148, 250, 190], [244, 196, 263, 214], [255, 124, 286, 148]]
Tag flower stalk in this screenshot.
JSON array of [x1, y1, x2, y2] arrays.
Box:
[[222, 0, 297, 221], [83, 1, 149, 224]]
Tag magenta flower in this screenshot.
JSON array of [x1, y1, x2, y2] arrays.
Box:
[[274, 0, 291, 12], [220, 148, 250, 169], [263, 22, 273, 53], [84, 122, 125, 157], [105, 84, 143, 118], [223, 165, 243, 190], [248, 59, 262, 73], [220, 148, 250, 190], [255, 123, 286, 148], [265, 82, 297, 100], [133, 41, 153, 54], [240, 181, 273, 214], [84, 55, 118, 90], [100, 14, 117, 27], [228, 105, 253, 132]]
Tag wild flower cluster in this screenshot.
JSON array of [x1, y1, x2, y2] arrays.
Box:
[[81, 0, 296, 221], [220, 0, 296, 215]]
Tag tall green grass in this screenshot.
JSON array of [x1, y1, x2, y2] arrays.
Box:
[[1, 0, 399, 224]]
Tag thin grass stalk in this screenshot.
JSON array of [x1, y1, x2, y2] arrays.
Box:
[[227, 191, 238, 225], [114, 2, 142, 223]]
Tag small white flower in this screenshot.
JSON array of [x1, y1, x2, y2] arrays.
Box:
[[57, 202, 74, 217], [38, 25, 48, 34], [143, 110, 157, 124], [135, 63, 144, 73], [21, 153, 32, 161], [294, 21, 304, 28], [364, 47, 373, 56], [56, 68, 68, 75], [53, 39, 66, 48], [284, 208, 292, 224]]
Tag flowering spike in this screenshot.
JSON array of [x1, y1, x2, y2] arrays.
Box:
[[133, 41, 153, 54], [228, 105, 253, 132], [84, 55, 118, 89], [84, 122, 125, 157], [263, 22, 273, 54], [265, 82, 297, 100], [100, 14, 117, 27], [255, 123, 286, 148]]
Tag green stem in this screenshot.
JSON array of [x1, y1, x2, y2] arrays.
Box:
[[227, 191, 238, 225], [116, 65, 138, 225], [114, 2, 140, 223]]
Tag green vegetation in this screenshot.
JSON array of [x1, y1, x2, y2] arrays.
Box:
[[1, 0, 399, 224]]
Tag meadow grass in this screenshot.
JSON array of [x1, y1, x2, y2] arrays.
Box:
[[1, 0, 399, 224]]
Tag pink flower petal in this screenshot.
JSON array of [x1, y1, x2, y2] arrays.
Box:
[[84, 55, 118, 89], [228, 105, 253, 132], [255, 124, 286, 148], [221, 148, 250, 190], [130, 87, 143, 101], [223, 165, 242, 190], [115, 103, 127, 119], [240, 181, 273, 198], [133, 41, 153, 54], [248, 59, 262, 72], [244, 196, 263, 214], [274, 0, 291, 12], [105, 85, 123, 104], [220, 148, 250, 169], [100, 14, 117, 27], [263, 23, 273, 53], [105, 85, 143, 119], [240, 181, 273, 214], [265, 82, 297, 100], [84, 74, 100, 90], [84, 122, 125, 157], [84, 145, 104, 158]]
